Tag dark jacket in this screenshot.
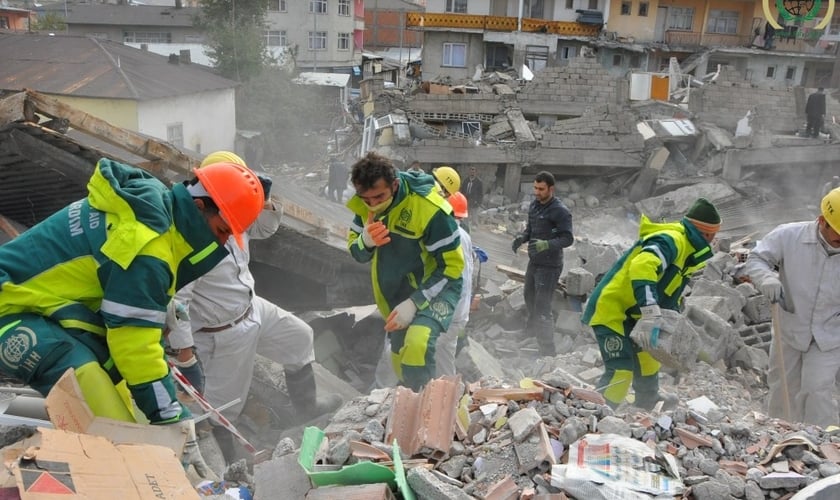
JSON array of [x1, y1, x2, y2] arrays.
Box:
[[806, 92, 826, 117], [521, 196, 574, 268], [461, 176, 484, 207]]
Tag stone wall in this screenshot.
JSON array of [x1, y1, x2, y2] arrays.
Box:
[[541, 103, 645, 152], [519, 56, 619, 111]]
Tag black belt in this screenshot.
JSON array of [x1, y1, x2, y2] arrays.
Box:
[[198, 305, 253, 333]]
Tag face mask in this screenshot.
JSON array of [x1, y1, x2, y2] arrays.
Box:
[[365, 197, 393, 215]]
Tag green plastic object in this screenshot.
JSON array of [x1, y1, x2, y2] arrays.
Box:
[[298, 426, 396, 488], [392, 440, 416, 500]]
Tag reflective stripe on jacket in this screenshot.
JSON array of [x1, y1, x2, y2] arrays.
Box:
[[582, 215, 713, 333]]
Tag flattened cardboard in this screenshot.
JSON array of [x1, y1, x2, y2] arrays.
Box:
[[45, 369, 185, 455], [0, 428, 198, 500]]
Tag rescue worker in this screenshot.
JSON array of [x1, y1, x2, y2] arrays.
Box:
[[435, 192, 473, 376], [347, 152, 464, 391], [511, 171, 573, 356], [582, 198, 721, 410], [166, 151, 342, 463], [0, 157, 265, 475], [741, 188, 840, 427], [432, 165, 461, 199]]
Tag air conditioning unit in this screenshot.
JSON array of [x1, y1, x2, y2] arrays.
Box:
[[576, 9, 604, 25]]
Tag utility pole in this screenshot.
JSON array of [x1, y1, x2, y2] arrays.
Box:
[[313, 4, 319, 72]]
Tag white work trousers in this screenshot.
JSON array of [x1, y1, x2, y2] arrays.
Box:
[[193, 295, 315, 421], [768, 333, 840, 428], [435, 320, 466, 377]]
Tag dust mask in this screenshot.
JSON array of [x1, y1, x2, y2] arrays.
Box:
[[365, 197, 393, 215]]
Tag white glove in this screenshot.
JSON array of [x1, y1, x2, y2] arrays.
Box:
[[176, 419, 211, 479], [385, 299, 418, 332], [757, 276, 783, 303], [630, 305, 662, 351]]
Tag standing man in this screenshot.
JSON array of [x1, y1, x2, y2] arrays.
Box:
[[328, 155, 349, 204], [435, 192, 473, 377], [459, 167, 484, 232], [511, 171, 573, 356], [805, 87, 826, 138], [347, 152, 464, 391], [166, 151, 342, 463], [741, 188, 840, 427], [0, 158, 265, 474], [582, 198, 721, 410]]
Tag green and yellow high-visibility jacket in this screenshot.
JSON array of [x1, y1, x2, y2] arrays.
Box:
[[582, 215, 713, 334], [347, 171, 464, 317], [0, 159, 227, 395]]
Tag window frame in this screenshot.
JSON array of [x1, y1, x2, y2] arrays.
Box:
[[442, 42, 467, 67], [308, 31, 327, 50], [785, 66, 796, 80], [706, 9, 738, 34], [337, 32, 351, 50], [620, 1, 631, 15], [766, 65, 776, 79], [525, 44, 549, 72], [639, 2, 649, 17], [588, 0, 598, 9], [524, 0, 544, 18], [264, 29, 287, 47], [310, 0, 328, 14], [668, 7, 694, 31], [338, 0, 350, 16], [123, 31, 172, 43], [268, 0, 287, 12], [167, 123, 184, 148], [445, 0, 468, 13]]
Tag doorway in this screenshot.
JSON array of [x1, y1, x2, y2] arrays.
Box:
[[654, 6, 668, 42]]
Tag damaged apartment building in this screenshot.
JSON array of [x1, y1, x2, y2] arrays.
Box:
[[359, 0, 840, 199]]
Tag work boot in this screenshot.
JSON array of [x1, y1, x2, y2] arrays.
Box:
[[636, 391, 679, 412], [284, 363, 343, 423]]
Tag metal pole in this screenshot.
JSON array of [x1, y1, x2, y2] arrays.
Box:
[[313, 5, 318, 72], [517, 0, 524, 32], [771, 303, 792, 421]]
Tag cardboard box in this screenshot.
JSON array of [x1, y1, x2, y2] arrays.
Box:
[[0, 428, 198, 499], [0, 369, 198, 499], [44, 369, 185, 454]]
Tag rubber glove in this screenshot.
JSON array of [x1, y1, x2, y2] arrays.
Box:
[[528, 239, 550, 254], [385, 298, 417, 332], [629, 305, 662, 350], [757, 276, 783, 303], [474, 246, 489, 263], [170, 349, 205, 394], [361, 212, 391, 248], [511, 235, 524, 253], [177, 419, 212, 478]]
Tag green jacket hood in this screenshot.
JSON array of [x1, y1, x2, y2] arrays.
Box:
[[87, 158, 173, 270]]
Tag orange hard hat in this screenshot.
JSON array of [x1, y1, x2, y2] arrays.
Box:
[[194, 162, 264, 248], [449, 191, 468, 218]]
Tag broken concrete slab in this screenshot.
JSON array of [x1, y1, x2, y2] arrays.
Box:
[[634, 183, 739, 221]]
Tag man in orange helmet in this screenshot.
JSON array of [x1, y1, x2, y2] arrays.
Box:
[[0, 157, 264, 476]]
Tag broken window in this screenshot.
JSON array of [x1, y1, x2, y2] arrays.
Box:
[[268, 0, 287, 12], [525, 45, 549, 72], [668, 7, 694, 30], [167, 123, 184, 148], [485, 43, 512, 69], [310, 0, 327, 14], [612, 54, 623, 66], [0, 17, 9, 30], [265, 30, 287, 47], [629, 54, 641, 68], [766, 66, 776, 79], [309, 31, 327, 50], [443, 42, 467, 67], [639, 2, 649, 16], [123, 31, 172, 43], [566, 0, 574, 9], [588, 0, 598, 9], [785, 66, 796, 80], [462, 122, 481, 137], [559, 46, 576, 60], [445, 0, 468, 13], [338, 0, 350, 16], [620, 1, 630, 15], [524, 0, 545, 19], [338, 32, 351, 50], [707, 10, 738, 34]]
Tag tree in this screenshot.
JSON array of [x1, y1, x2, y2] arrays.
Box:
[[196, 0, 270, 81], [30, 12, 66, 32]]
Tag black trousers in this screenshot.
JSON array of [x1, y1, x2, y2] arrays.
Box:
[[806, 114, 823, 138], [524, 262, 562, 355]]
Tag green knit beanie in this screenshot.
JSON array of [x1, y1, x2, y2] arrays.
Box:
[[685, 198, 721, 232]]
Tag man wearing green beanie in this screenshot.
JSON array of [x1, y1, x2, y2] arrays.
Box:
[[582, 198, 721, 409]]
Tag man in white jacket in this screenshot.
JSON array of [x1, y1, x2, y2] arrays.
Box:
[[742, 187, 840, 427], [166, 151, 341, 463]]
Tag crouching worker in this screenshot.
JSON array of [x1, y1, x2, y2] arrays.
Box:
[[0, 158, 265, 476]]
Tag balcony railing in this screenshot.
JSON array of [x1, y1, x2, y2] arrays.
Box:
[[664, 30, 753, 47], [406, 12, 601, 37]]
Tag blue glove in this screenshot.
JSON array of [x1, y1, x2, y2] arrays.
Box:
[[257, 174, 273, 201], [474, 246, 489, 263], [171, 349, 205, 394]]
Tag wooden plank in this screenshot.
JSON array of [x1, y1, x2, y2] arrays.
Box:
[[23, 89, 197, 176], [0, 215, 20, 239], [472, 387, 544, 402]]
